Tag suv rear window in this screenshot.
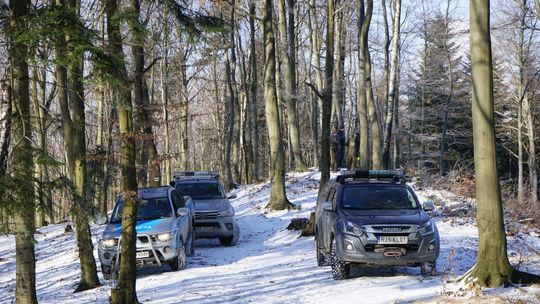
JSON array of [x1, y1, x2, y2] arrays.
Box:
[[176, 182, 225, 200], [110, 198, 173, 223], [341, 185, 418, 210]]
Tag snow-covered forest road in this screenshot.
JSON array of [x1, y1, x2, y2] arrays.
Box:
[[1, 171, 539, 303]]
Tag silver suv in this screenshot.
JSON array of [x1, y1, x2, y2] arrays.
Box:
[[172, 171, 240, 246], [98, 187, 195, 279]]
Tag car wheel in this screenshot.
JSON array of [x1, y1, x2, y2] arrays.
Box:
[[330, 238, 350, 280], [316, 235, 330, 267], [420, 261, 436, 276], [187, 228, 195, 257], [170, 243, 187, 271]]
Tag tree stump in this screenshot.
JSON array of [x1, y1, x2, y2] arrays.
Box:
[[286, 218, 308, 231], [300, 212, 316, 237]]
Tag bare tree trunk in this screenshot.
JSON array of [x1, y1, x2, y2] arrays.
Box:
[[106, 0, 139, 302], [278, 0, 307, 172], [308, 0, 322, 168], [439, 0, 453, 177], [249, 2, 259, 180], [10, 0, 37, 302], [363, 0, 382, 169], [524, 93, 538, 206], [130, 0, 160, 187], [463, 0, 528, 287], [263, 0, 291, 210], [161, 13, 171, 182], [225, 52, 236, 189], [357, 0, 369, 169], [381, 0, 401, 169], [332, 0, 345, 129], [319, 0, 335, 188]]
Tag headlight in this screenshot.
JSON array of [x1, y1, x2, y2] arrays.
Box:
[[157, 232, 172, 242], [102, 239, 116, 248], [419, 220, 435, 235], [220, 206, 235, 217], [344, 220, 364, 235]]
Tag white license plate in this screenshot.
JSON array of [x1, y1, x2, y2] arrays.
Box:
[[378, 236, 408, 244], [136, 251, 150, 259], [197, 227, 214, 232]]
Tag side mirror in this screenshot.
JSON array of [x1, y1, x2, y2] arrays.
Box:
[[322, 201, 334, 211], [228, 193, 237, 199], [169, 181, 175, 187], [177, 207, 189, 217], [423, 201, 435, 212]]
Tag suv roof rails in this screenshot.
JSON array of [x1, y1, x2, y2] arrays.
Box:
[[336, 169, 406, 184], [173, 171, 220, 180]]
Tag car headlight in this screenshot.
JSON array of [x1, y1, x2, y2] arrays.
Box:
[[344, 220, 364, 235], [220, 206, 235, 217], [102, 239, 116, 248], [419, 220, 435, 235], [157, 232, 173, 242]]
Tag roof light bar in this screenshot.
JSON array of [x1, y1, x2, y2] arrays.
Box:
[[336, 169, 405, 183], [173, 171, 220, 179]]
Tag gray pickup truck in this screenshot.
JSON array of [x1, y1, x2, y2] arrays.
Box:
[[315, 170, 439, 280], [98, 186, 195, 279], [172, 171, 240, 246]]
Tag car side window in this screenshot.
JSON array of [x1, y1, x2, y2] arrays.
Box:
[[170, 190, 185, 214]]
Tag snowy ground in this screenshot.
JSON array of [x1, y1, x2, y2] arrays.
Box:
[[1, 170, 540, 303]]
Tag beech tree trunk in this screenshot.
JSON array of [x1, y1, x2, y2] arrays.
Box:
[[357, 0, 369, 169], [363, 0, 382, 169], [10, 0, 38, 302], [131, 0, 160, 187], [464, 0, 514, 287], [106, 0, 139, 302], [249, 2, 259, 181], [263, 0, 291, 210], [278, 0, 307, 172], [381, 0, 401, 169]]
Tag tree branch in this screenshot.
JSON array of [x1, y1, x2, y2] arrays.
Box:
[[143, 57, 162, 74], [304, 81, 323, 99]]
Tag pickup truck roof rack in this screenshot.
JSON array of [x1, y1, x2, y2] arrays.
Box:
[[173, 171, 220, 180], [336, 170, 406, 184]]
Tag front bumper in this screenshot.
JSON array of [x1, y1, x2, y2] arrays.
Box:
[[98, 234, 179, 268], [194, 214, 238, 239], [335, 227, 439, 266]]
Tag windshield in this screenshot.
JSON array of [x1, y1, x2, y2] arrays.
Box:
[[176, 182, 224, 199], [341, 185, 418, 210], [110, 197, 173, 223]]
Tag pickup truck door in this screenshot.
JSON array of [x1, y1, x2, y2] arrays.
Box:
[[323, 187, 337, 249], [171, 190, 189, 244]]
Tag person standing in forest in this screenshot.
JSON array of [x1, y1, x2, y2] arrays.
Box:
[[330, 126, 339, 171], [337, 126, 346, 169]]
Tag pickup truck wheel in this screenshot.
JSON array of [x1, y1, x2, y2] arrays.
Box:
[[330, 238, 350, 280], [316, 236, 330, 266], [186, 228, 195, 257], [420, 261, 436, 276], [170, 243, 187, 271]]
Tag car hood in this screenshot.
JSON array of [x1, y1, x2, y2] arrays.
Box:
[[339, 209, 429, 226], [102, 217, 175, 239], [192, 198, 230, 212]]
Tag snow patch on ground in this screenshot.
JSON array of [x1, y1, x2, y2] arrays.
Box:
[[1, 170, 539, 303]]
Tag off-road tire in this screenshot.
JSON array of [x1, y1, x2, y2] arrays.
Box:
[[420, 261, 436, 276], [170, 243, 187, 271], [316, 235, 330, 266], [219, 231, 239, 246], [331, 238, 350, 280]]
